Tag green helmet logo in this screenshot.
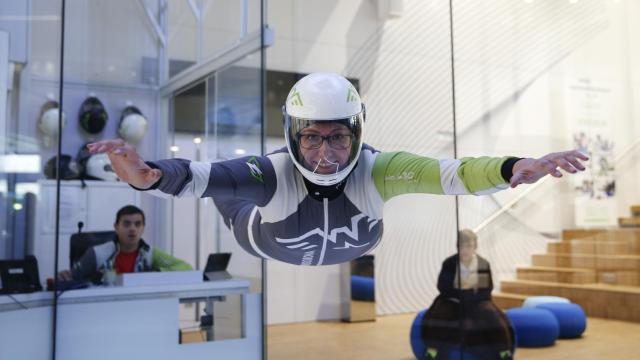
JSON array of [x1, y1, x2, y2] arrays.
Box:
[[346, 88, 358, 103], [288, 87, 304, 106]]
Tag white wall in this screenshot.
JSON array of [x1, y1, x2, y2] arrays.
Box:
[[264, 0, 640, 323]]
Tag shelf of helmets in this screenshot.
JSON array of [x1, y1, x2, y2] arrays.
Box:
[[493, 206, 640, 322]]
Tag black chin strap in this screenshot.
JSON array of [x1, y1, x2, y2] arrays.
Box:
[[301, 162, 358, 201], [303, 177, 346, 201]]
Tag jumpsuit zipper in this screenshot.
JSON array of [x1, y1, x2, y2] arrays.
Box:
[[317, 198, 329, 265]]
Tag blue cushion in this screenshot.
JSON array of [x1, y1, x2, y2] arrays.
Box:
[[522, 296, 569, 308], [350, 275, 375, 301], [536, 303, 587, 338], [410, 309, 428, 360], [410, 308, 503, 359], [506, 308, 559, 347]]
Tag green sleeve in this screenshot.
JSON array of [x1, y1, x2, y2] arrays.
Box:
[[372, 151, 511, 201], [151, 248, 194, 272]]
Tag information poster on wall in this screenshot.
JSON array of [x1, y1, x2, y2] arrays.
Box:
[[567, 78, 617, 227]]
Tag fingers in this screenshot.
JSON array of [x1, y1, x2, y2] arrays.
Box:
[[541, 159, 562, 177], [110, 144, 138, 159], [87, 139, 126, 154], [541, 149, 590, 175], [571, 150, 590, 161], [512, 149, 590, 188], [565, 156, 586, 172], [554, 157, 576, 174]]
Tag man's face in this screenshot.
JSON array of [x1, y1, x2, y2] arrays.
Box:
[[298, 122, 352, 175], [114, 213, 144, 250]]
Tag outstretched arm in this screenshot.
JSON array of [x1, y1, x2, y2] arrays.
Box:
[[88, 139, 276, 204], [372, 152, 515, 200], [372, 149, 589, 200]]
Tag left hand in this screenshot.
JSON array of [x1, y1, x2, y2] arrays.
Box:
[[510, 150, 589, 188]]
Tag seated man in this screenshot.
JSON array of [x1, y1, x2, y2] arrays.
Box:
[[421, 229, 514, 359], [58, 205, 192, 283]]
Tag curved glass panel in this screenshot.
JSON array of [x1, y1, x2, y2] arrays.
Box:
[[0, 1, 62, 358], [454, 1, 640, 359]]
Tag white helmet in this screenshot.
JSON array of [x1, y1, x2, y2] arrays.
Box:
[[38, 102, 66, 137], [118, 106, 148, 144], [85, 153, 119, 181], [283, 72, 365, 186]]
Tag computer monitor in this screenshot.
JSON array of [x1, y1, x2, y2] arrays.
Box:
[[0, 255, 43, 294]]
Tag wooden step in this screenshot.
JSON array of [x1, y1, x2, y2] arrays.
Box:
[[598, 271, 640, 286], [562, 228, 640, 242], [532, 253, 640, 271], [619, 217, 640, 228], [500, 279, 640, 322], [517, 266, 596, 284], [492, 292, 526, 310], [548, 240, 639, 255]]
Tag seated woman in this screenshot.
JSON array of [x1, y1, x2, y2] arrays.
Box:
[[421, 229, 515, 360]]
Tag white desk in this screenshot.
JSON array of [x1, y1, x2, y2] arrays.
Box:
[[0, 278, 262, 360]]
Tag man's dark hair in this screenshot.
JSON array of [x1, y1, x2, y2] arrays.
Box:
[[115, 205, 145, 225]]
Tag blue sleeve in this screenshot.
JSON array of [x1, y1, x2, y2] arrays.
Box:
[[147, 155, 277, 207]]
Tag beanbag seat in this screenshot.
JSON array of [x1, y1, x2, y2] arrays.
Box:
[[522, 296, 570, 308], [505, 308, 559, 347], [536, 302, 587, 338]]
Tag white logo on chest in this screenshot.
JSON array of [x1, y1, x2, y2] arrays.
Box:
[[275, 214, 379, 250]]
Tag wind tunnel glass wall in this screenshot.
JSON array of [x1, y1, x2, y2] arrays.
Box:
[[2, 0, 265, 359], [264, 1, 459, 358], [0, 1, 62, 358], [451, 1, 640, 359], [167, 0, 265, 358], [168, 53, 263, 356], [262, 1, 640, 360]]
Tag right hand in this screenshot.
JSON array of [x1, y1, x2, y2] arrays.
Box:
[[87, 139, 163, 189]]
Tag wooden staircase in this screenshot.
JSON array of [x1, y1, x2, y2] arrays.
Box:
[[493, 205, 640, 322], [619, 205, 640, 228]]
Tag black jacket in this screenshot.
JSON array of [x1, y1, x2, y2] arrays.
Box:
[[437, 254, 493, 302]]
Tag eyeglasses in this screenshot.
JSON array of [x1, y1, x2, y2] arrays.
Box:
[[297, 133, 353, 150]]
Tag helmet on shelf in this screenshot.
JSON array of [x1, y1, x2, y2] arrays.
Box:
[[43, 154, 81, 180], [78, 96, 108, 134], [84, 153, 119, 181], [38, 101, 66, 138], [118, 105, 147, 144]]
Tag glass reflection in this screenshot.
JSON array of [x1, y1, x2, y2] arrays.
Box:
[[56, 205, 192, 286], [0, 1, 63, 358], [422, 230, 515, 359]]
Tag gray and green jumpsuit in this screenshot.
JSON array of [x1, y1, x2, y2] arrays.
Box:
[[144, 145, 518, 266]]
